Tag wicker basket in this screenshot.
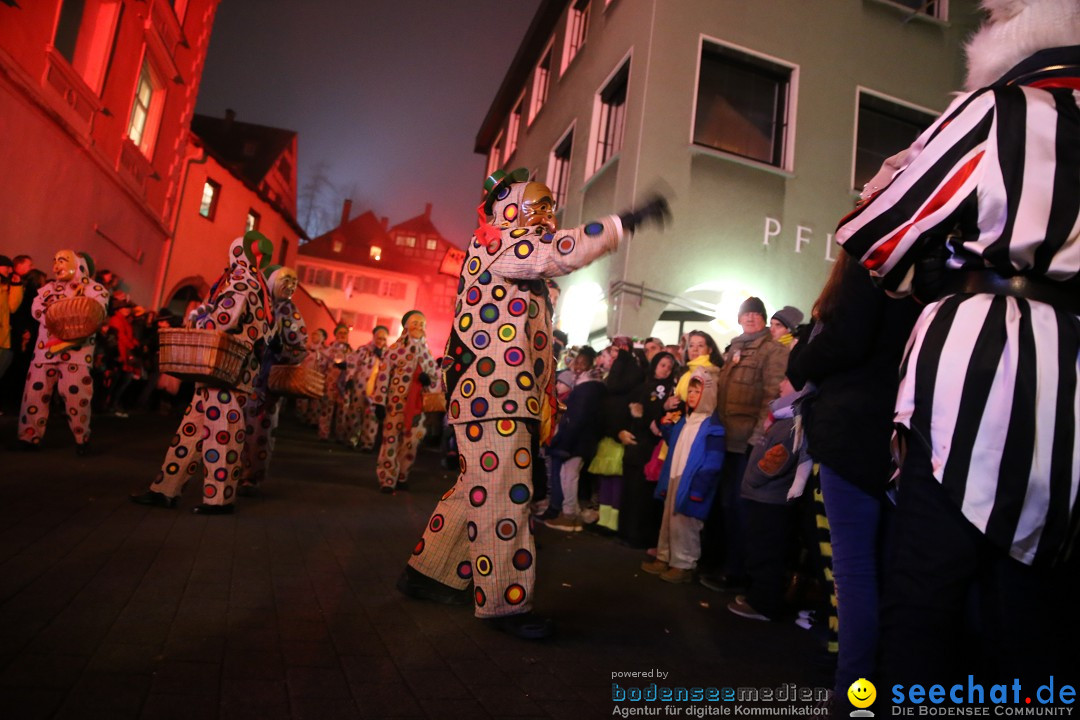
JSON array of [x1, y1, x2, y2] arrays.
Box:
[[158, 328, 250, 387], [268, 364, 326, 399], [422, 391, 447, 413], [44, 296, 106, 341]]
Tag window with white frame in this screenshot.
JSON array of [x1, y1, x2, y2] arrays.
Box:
[[396, 234, 417, 248], [529, 40, 553, 125], [425, 238, 439, 251], [487, 131, 504, 178], [53, 0, 122, 94], [506, 94, 524, 160], [245, 210, 260, 232], [548, 128, 574, 209], [198, 179, 220, 219], [127, 58, 165, 156], [589, 58, 629, 176], [693, 41, 795, 169], [854, 91, 935, 191], [876, 0, 948, 20], [561, 0, 590, 74]]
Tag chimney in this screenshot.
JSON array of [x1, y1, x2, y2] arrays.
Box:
[[424, 202, 432, 218], [340, 199, 352, 227], [380, 216, 388, 232]]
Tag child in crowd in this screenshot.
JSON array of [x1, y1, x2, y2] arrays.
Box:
[[545, 346, 605, 532], [641, 366, 724, 583], [729, 376, 800, 620]]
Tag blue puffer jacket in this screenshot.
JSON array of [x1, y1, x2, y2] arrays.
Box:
[[654, 413, 725, 520]]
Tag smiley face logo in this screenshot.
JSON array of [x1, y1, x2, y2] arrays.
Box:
[[847, 678, 876, 714]]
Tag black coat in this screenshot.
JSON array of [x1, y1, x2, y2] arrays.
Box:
[[786, 261, 921, 496], [550, 377, 607, 461]]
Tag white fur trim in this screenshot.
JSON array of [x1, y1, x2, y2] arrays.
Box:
[[965, 0, 1080, 91]]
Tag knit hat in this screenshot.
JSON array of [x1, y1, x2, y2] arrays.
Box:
[[771, 305, 804, 332], [739, 296, 767, 319]]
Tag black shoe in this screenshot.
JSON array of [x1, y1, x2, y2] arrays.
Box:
[[534, 506, 560, 521], [75, 442, 91, 457], [129, 490, 178, 509], [379, 486, 394, 494], [191, 504, 234, 515], [18, 440, 38, 452], [699, 573, 748, 592], [395, 481, 409, 492], [482, 612, 555, 640], [396, 566, 471, 606]]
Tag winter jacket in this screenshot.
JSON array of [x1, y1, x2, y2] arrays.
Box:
[[715, 330, 787, 451], [654, 413, 725, 521], [785, 261, 919, 496], [740, 414, 797, 505], [550, 374, 606, 461]]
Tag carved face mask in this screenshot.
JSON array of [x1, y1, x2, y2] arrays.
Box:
[[406, 313, 426, 340], [273, 268, 298, 300], [373, 328, 389, 348], [521, 182, 558, 233], [53, 250, 78, 281]]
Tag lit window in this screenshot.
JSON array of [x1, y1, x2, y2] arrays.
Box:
[[198, 179, 220, 219], [53, 0, 122, 94], [589, 59, 629, 176], [506, 94, 524, 160], [380, 281, 406, 299], [487, 131, 504, 179], [425, 238, 439, 251], [876, 0, 948, 20], [548, 128, 574, 209], [245, 210, 260, 232], [396, 235, 417, 248], [561, 0, 590, 74], [694, 42, 795, 169], [529, 40, 553, 125], [370, 245, 382, 261], [332, 239, 344, 253], [853, 91, 935, 191], [127, 59, 165, 155]]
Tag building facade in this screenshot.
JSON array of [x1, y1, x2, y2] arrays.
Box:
[[475, 0, 980, 346], [298, 202, 460, 353], [0, 0, 220, 304], [158, 111, 307, 311]]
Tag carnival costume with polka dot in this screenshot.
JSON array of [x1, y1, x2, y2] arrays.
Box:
[[406, 169, 665, 624], [318, 325, 352, 442], [149, 233, 274, 508], [241, 265, 308, 489], [343, 326, 388, 450], [371, 312, 438, 490], [19, 250, 109, 448]]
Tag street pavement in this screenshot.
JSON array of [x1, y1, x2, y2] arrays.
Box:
[[0, 407, 831, 719]]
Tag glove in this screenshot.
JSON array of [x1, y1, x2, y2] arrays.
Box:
[[375, 405, 386, 422], [618, 195, 671, 234], [418, 372, 431, 388]]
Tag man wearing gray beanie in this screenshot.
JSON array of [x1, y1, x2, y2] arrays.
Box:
[[769, 305, 804, 346]]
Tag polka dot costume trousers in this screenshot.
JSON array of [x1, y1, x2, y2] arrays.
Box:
[[376, 411, 426, 489], [18, 362, 93, 445], [318, 370, 347, 441], [347, 395, 379, 450], [152, 385, 246, 506], [408, 420, 536, 618], [241, 395, 279, 486]]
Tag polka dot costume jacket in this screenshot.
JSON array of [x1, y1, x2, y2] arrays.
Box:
[[370, 334, 438, 413], [31, 255, 109, 366], [187, 237, 273, 394], [443, 183, 623, 426], [346, 340, 383, 396], [253, 298, 308, 402]]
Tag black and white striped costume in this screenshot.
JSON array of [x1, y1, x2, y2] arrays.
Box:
[[835, 46, 1080, 566]]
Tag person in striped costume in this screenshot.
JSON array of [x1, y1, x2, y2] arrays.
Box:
[[835, 0, 1080, 688]]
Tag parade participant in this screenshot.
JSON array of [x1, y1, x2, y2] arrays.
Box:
[[834, 0, 1080, 686], [18, 250, 108, 454], [318, 324, 352, 442], [239, 265, 307, 493], [344, 324, 389, 451], [296, 327, 328, 426], [371, 311, 438, 492], [131, 232, 273, 514], [396, 167, 669, 639], [0, 255, 25, 387]]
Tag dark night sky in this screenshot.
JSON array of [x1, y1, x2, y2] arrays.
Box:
[[195, 0, 543, 245]]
